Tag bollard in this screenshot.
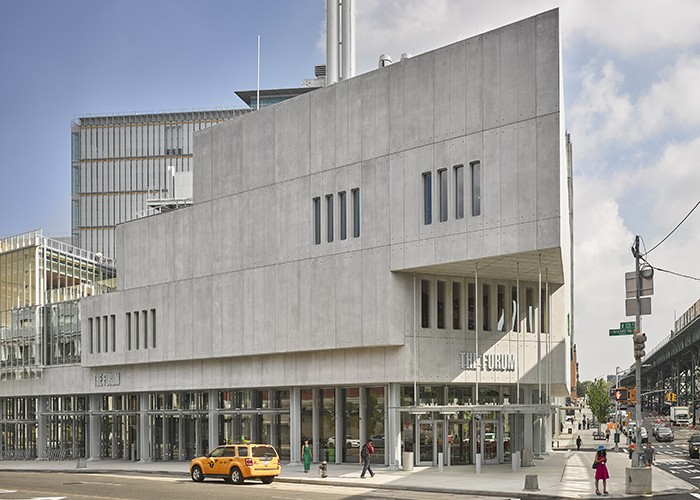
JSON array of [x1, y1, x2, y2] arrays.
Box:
[[318, 461, 328, 478], [438, 452, 443, 472], [524, 474, 539, 491], [475, 453, 481, 474]]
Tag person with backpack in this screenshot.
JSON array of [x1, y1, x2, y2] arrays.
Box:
[[360, 439, 375, 478]]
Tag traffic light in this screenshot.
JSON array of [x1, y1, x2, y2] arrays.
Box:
[[672, 392, 677, 403], [633, 331, 647, 359]]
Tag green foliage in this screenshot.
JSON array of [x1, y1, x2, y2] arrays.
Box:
[[587, 379, 610, 429], [577, 380, 594, 398]]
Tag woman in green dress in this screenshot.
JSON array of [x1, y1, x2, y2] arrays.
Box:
[[302, 439, 312, 473]]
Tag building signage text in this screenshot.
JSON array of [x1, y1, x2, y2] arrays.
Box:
[[95, 371, 121, 387], [458, 352, 515, 371]]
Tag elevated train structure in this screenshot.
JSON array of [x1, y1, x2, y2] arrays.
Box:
[[620, 299, 700, 424]]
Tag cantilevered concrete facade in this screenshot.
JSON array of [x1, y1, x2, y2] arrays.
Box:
[[2, 10, 570, 469]]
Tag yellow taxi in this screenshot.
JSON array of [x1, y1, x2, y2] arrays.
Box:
[[189, 443, 281, 484]]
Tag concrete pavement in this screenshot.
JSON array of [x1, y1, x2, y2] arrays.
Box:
[[0, 431, 696, 498]]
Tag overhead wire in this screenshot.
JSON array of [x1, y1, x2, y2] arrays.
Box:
[[643, 199, 700, 256]]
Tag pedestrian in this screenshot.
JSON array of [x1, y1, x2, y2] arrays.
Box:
[[605, 428, 610, 442], [643, 442, 656, 467], [360, 439, 375, 478], [579, 422, 582, 430], [302, 439, 312, 473], [593, 445, 609, 495], [576, 435, 582, 451]]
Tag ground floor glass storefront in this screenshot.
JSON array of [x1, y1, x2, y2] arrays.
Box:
[[0, 383, 550, 466]]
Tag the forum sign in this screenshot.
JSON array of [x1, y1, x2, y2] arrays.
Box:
[[458, 352, 515, 371]]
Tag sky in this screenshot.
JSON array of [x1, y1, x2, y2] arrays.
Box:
[[1, 0, 699, 383]]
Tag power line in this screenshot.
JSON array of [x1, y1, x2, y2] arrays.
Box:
[[652, 266, 700, 282], [643, 199, 700, 256]]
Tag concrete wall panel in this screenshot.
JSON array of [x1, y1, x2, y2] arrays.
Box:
[[500, 23, 518, 126], [483, 128, 502, 230], [517, 120, 537, 223], [482, 31, 500, 131], [518, 16, 537, 122], [536, 113, 560, 219], [388, 63, 404, 154], [449, 40, 467, 139], [348, 77, 363, 164], [536, 10, 560, 116], [434, 44, 451, 143], [335, 81, 350, 166]]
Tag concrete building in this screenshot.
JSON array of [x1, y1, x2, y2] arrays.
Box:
[[2, 9, 570, 468]]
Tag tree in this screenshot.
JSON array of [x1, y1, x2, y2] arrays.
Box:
[[588, 379, 610, 430], [578, 380, 594, 399]]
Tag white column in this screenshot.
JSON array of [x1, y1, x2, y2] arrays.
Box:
[[359, 387, 367, 445], [335, 387, 343, 464], [289, 387, 301, 465], [312, 388, 320, 462], [89, 394, 101, 460], [36, 396, 47, 460], [139, 392, 151, 462], [387, 383, 401, 470], [341, 0, 355, 79], [207, 389, 217, 454], [326, 0, 339, 84]]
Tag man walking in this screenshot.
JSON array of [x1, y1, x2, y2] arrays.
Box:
[[360, 439, 375, 478], [576, 435, 582, 451]]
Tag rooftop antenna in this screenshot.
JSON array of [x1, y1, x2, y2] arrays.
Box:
[[256, 35, 260, 110]]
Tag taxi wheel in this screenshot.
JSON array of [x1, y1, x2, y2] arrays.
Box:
[[229, 467, 244, 485], [191, 465, 204, 482], [261, 476, 275, 484]]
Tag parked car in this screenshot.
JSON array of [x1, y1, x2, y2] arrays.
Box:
[[592, 430, 606, 440], [652, 424, 661, 437], [639, 427, 648, 443], [656, 426, 674, 442], [190, 443, 281, 484], [688, 434, 700, 458]]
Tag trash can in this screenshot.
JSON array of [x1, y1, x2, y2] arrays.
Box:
[[402, 451, 414, 471]]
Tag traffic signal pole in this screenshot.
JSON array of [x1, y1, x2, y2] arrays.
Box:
[[632, 236, 643, 467]]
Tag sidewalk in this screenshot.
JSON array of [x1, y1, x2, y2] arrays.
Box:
[[0, 432, 696, 498]]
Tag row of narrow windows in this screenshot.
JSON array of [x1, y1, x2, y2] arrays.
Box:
[[88, 310, 157, 354], [126, 310, 157, 351], [423, 161, 481, 225], [420, 279, 548, 334], [313, 188, 360, 245]]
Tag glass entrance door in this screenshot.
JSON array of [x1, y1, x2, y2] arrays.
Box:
[[447, 420, 471, 464], [417, 419, 444, 465], [481, 419, 499, 464]]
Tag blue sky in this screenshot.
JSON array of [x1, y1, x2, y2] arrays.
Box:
[[2, 0, 700, 381]]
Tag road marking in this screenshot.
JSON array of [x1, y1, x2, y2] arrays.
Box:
[[689, 493, 700, 499], [0, 491, 17, 494]]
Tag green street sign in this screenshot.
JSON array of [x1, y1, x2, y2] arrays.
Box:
[[609, 328, 634, 336], [620, 321, 635, 329]]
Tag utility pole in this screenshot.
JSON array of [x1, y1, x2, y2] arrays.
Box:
[[631, 236, 647, 467]]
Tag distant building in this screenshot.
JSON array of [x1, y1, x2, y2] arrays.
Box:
[[0, 230, 115, 381]]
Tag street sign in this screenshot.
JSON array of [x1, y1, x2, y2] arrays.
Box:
[[620, 321, 635, 329], [625, 297, 651, 316], [609, 328, 633, 336], [625, 271, 654, 298]]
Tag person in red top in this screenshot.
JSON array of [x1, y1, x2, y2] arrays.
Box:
[[360, 439, 375, 478], [594, 445, 610, 495]]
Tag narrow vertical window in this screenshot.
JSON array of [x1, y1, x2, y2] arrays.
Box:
[[111, 315, 116, 352], [352, 188, 360, 237], [437, 280, 446, 329], [540, 287, 548, 334], [103, 316, 108, 352], [326, 194, 334, 242], [126, 312, 131, 351], [511, 286, 519, 332], [526, 287, 534, 333], [438, 168, 448, 222], [482, 284, 491, 331], [421, 279, 430, 328], [422, 172, 432, 225], [151, 309, 157, 348], [471, 161, 481, 216], [454, 165, 464, 219], [89, 318, 94, 354], [467, 283, 475, 330], [313, 197, 321, 245], [452, 282, 461, 330], [143, 310, 148, 348], [95, 317, 101, 353], [497, 285, 506, 332], [135, 311, 140, 349], [339, 191, 347, 240]]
